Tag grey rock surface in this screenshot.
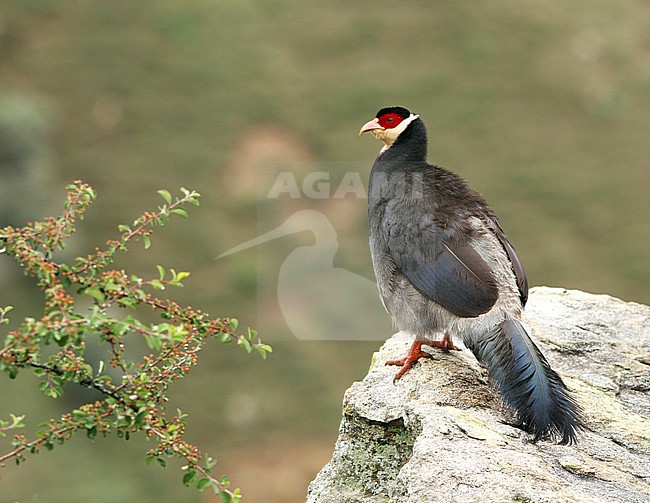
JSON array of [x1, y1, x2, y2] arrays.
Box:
[[307, 287, 650, 503]]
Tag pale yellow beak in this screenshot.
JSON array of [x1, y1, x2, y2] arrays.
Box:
[[358, 118, 384, 136]]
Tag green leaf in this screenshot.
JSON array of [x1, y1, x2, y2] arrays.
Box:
[[104, 280, 121, 292], [144, 333, 163, 351], [182, 470, 198, 486], [84, 287, 105, 303], [228, 318, 238, 331], [156, 265, 166, 280], [175, 271, 190, 282], [133, 410, 147, 427], [170, 207, 189, 219], [150, 279, 165, 290], [0, 305, 13, 325], [258, 343, 272, 353], [157, 189, 173, 205], [117, 297, 138, 309], [237, 337, 253, 353], [205, 454, 217, 470], [118, 224, 131, 233], [197, 478, 212, 492], [255, 343, 273, 360], [143, 235, 151, 250], [4, 366, 18, 379]]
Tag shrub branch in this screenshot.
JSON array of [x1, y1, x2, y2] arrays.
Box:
[[0, 181, 269, 501]]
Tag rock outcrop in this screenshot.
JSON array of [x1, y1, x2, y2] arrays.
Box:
[[307, 287, 650, 503]]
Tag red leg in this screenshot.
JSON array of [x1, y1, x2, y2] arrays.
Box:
[[429, 332, 460, 351], [386, 340, 433, 381], [386, 333, 459, 382]]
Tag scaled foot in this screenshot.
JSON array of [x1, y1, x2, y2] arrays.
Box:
[[429, 332, 460, 351], [386, 333, 459, 382]]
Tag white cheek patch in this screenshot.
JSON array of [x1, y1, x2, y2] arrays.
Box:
[[378, 113, 419, 151]]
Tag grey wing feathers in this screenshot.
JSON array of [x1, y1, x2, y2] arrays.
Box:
[[486, 217, 528, 306], [388, 223, 499, 318]]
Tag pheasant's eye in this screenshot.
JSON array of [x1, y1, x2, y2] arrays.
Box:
[[378, 113, 404, 129]]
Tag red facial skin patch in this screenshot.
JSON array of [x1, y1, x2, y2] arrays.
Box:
[[377, 113, 405, 129]]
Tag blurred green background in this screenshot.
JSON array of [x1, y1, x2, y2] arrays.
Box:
[[1, 1, 649, 501]]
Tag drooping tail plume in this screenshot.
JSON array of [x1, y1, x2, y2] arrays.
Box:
[[464, 316, 582, 444]]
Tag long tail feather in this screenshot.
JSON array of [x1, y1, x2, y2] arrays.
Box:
[[463, 316, 582, 444]]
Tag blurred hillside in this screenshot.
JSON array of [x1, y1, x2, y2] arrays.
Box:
[[1, 1, 649, 502]]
